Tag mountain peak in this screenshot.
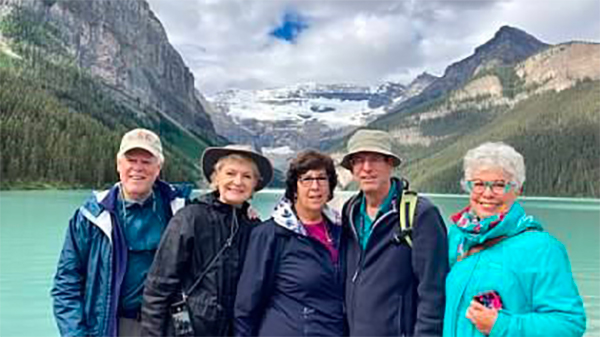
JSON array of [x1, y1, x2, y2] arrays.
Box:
[[496, 25, 531, 38], [412, 72, 438, 83], [475, 25, 548, 56]]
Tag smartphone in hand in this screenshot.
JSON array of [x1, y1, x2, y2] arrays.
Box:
[[474, 290, 503, 309]]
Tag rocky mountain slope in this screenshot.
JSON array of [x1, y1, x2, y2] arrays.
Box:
[[0, 0, 217, 140], [387, 25, 550, 116], [0, 0, 225, 188], [336, 39, 600, 197]]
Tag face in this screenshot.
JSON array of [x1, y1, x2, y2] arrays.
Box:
[[214, 158, 258, 205], [350, 152, 394, 194], [295, 169, 330, 214], [467, 168, 519, 219], [117, 148, 161, 201]]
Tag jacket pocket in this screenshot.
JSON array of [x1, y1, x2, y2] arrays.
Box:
[[301, 306, 315, 337], [187, 291, 225, 334], [396, 294, 405, 337]]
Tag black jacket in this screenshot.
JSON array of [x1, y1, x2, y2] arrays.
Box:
[[342, 178, 449, 337], [141, 192, 260, 336], [234, 198, 345, 336]]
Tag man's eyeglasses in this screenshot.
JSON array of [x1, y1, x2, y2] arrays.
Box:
[[298, 176, 328, 187], [464, 180, 517, 194], [350, 154, 387, 167]]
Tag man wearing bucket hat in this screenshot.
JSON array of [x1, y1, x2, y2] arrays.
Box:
[[52, 128, 190, 337], [141, 144, 273, 337], [340, 129, 449, 337]]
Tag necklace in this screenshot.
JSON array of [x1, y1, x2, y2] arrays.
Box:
[[315, 221, 333, 244], [119, 184, 161, 227]]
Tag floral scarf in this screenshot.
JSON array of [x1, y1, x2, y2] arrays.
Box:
[[450, 202, 543, 260]]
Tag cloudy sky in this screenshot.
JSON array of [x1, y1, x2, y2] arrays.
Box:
[[146, 0, 600, 95]]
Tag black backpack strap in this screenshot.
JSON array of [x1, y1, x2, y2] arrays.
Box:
[[185, 208, 239, 299]]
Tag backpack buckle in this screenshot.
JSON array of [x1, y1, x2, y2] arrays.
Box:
[[392, 228, 412, 245]]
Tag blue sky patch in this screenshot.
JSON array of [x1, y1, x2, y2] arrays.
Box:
[[270, 11, 308, 43]]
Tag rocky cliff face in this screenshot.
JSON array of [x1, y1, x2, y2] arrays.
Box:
[[516, 42, 600, 92], [0, 0, 217, 138], [446, 42, 600, 107]]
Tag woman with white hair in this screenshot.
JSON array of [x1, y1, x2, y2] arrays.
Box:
[[443, 142, 586, 337]]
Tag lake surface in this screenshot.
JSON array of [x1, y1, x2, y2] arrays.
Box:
[[0, 190, 599, 336]]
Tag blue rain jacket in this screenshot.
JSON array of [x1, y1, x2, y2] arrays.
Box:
[[234, 198, 345, 336], [51, 180, 188, 337], [444, 202, 586, 337]]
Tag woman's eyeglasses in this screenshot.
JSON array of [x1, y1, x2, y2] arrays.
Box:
[[298, 176, 328, 187], [464, 180, 517, 194]]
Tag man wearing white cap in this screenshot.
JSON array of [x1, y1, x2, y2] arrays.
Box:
[[51, 128, 189, 337], [340, 129, 449, 337]]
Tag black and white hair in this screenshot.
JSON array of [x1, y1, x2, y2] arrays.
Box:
[[284, 150, 338, 202]]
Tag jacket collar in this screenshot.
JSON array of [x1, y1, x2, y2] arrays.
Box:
[[98, 179, 182, 213], [348, 177, 405, 210], [272, 197, 341, 236]]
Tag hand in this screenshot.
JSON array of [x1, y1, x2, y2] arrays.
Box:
[[466, 300, 499, 335], [247, 206, 260, 220]]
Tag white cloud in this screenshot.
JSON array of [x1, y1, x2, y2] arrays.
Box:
[[146, 0, 600, 95]]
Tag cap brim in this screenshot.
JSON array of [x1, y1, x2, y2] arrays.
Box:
[[202, 147, 273, 191], [340, 149, 402, 170], [118, 144, 162, 161]]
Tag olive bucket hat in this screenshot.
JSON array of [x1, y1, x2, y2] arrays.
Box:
[[201, 144, 274, 191], [340, 129, 402, 170]]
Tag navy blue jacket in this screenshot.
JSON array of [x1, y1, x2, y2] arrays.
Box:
[[342, 178, 449, 337], [234, 198, 345, 336], [51, 180, 188, 337]]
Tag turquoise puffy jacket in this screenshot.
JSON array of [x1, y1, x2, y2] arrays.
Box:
[[444, 203, 586, 337]]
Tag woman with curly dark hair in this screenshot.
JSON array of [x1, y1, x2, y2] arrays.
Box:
[[234, 150, 345, 336]]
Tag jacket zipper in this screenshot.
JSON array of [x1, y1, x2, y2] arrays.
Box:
[[348, 196, 398, 331], [350, 207, 395, 283]]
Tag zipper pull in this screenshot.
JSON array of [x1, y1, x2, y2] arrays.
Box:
[[351, 269, 360, 283]]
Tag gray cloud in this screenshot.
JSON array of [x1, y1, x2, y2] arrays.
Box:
[[146, 0, 600, 94]]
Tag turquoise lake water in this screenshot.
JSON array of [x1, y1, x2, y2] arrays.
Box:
[[0, 190, 598, 336]]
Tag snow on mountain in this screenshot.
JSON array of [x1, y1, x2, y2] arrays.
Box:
[[210, 82, 387, 129], [206, 78, 435, 165]]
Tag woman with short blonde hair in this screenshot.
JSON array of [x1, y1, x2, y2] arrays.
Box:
[[141, 145, 273, 337]]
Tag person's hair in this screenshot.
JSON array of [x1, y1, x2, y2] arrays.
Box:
[[284, 150, 338, 202], [209, 154, 261, 191], [463, 142, 526, 189], [116, 151, 164, 165]]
